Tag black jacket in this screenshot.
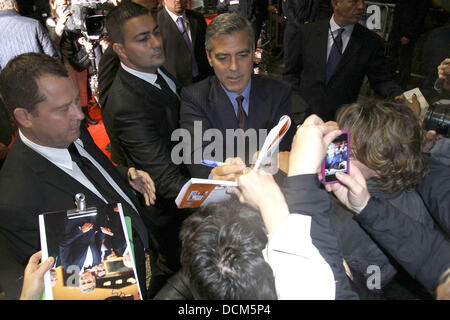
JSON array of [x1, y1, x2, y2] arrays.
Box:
[[282, 0, 318, 26], [103, 66, 190, 202], [416, 158, 450, 235], [353, 159, 450, 293], [390, 0, 429, 42], [355, 197, 450, 293], [283, 174, 360, 299]]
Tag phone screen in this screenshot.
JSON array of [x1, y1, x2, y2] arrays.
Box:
[[322, 131, 350, 184]]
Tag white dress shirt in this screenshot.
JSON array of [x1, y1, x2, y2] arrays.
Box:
[[263, 214, 336, 300], [327, 15, 355, 60], [164, 6, 192, 42], [120, 62, 178, 96], [19, 130, 138, 213]]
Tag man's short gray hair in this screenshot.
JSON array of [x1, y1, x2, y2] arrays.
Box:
[[0, 0, 15, 11], [205, 13, 254, 52]]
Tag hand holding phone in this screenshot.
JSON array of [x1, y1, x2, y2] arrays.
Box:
[[288, 115, 341, 177], [322, 130, 350, 184]]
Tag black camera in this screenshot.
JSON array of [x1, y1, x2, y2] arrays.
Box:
[[65, 1, 114, 40], [422, 103, 450, 138]]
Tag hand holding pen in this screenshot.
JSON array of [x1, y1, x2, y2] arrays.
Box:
[[203, 157, 247, 181]]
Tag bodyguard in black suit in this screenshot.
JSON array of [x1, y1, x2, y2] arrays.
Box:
[[157, 0, 212, 87], [0, 53, 159, 298], [102, 2, 192, 296], [180, 13, 294, 180], [284, 0, 402, 121]]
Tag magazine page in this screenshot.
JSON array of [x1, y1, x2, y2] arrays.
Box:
[[253, 115, 291, 170], [176, 178, 238, 208], [39, 203, 142, 300]]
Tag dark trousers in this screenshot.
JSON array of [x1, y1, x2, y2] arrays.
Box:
[[389, 38, 416, 90]]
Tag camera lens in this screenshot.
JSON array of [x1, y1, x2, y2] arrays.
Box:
[[422, 104, 450, 138]]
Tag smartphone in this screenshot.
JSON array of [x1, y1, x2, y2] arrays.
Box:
[[322, 130, 350, 184]]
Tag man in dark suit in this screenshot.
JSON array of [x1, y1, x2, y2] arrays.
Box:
[[216, 0, 268, 46], [179, 13, 294, 180], [97, 0, 159, 108], [0, 52, 158, 297], [102, 2, 192, 296], [283, 0, 402, 121], [388, 0, 429, 90], [157, 0, 212, 87]]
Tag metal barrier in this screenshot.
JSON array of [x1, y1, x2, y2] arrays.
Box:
[[361, 2, 396, 42]]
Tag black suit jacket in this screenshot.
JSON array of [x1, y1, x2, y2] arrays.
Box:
[[59, 215, 104, 270], [157, 8, 212, 87], [102, 66, 189, 202], [284, 20, 402, 121], [179, 74, 294, 178], [0, 126, 151, 265]]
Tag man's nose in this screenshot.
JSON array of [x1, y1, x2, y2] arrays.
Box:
[[229, 56, 238, 71], [73, 104, 85, 120]]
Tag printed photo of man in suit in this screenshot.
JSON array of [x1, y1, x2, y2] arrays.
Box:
[[179, 12, 295, 180]]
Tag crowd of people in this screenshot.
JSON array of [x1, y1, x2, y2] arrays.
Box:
[[0, 0, 449, 301]]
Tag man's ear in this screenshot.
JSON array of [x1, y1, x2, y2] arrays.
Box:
[[205, 46, 213, 67], [13, 108, 34, 129], [331, 0, 338, 10], [112, 42, 127, 61]]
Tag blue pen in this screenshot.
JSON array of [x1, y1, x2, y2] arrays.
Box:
[[201, 160, 226, 168]]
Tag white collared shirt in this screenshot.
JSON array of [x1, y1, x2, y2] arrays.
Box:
[[120, 62, 178, 96], [263, 214, 336, 300], [164, 6, 192, 42], [327, 15, 355, 60], [19, 130, 138, 213]]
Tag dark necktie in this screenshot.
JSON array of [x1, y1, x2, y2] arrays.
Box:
[[155, 72, 179, 100], [326, 28, 344, 83], [68, 143, 126, 204], [68, 144, 149, 252], [176, 16, 199, 78], [236, 95, 247, 130]]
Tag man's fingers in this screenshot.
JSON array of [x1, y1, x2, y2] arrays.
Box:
[[212, 163, 246, 177], [128, 167, 137, 180], [323, 129, 343, 147], [302, 114, 325, 126], [28, 251, 43, 266], [36, 257, 54, 278]]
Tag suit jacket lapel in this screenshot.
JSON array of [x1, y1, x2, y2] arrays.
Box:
[[332, 24, 362, 78], [118, 66, 179, 131], [186, 11, 198, 47], [208, 76, 239, 131], [247, 75, 270, 129], [314, 21, 329, 83], [15, 136, 106, 205]]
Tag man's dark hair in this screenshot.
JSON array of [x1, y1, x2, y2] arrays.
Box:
[[180, 199, 277, 300], [205, 12, 255, 52], [0, 53, 68, 118], [105, 1, 149, 44]]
